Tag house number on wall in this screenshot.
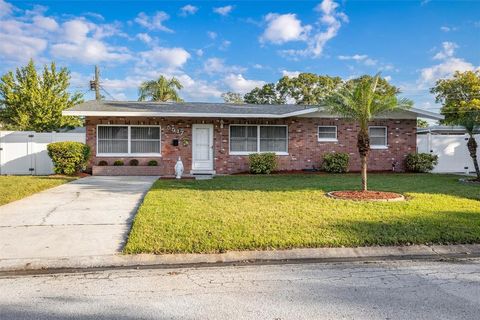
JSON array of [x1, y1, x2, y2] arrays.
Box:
[[166, 125, 185, 136]]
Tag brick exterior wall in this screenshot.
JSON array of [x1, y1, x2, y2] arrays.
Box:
[[85, 116, 416, 176]]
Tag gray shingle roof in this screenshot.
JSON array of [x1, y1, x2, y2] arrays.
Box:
[[64, 100, 318, 117]]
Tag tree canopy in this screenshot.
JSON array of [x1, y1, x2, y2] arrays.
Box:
[[221, 92, 244, 104], [243, 73, 341, 105], [138, 76, 183, 102], [0, 59, 83, 132]]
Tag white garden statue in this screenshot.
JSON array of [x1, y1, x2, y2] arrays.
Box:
[[174, 157, 184, 179]]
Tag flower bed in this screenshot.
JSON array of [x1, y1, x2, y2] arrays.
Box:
[[92, 165, 163, 176]]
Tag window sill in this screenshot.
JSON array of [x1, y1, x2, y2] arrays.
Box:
[[317, 139, 338, 143], [96, 153, 163, 157], [370, 146, 389, 150], [230, 152, 289, 156]]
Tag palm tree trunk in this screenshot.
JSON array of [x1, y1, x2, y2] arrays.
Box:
[[467, 133, 480, 180], [357, 128, 370, 192], [361, 155, 368, 191]]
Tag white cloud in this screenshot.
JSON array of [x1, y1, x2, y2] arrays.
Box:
[[32, 15, 58, 31], [176, 74, 223, 100], [136, 33, 153, 44], [203, 58, 246, 75], [207, 31, 217, 39], [51, 38, 131, 64], [224, 74, 265, 94], [213, 5, 234, 16], [134, 11, 172, 32], [433, 41, 457, 60], [138, 47, 190, 70], [0, 33, 47, 63], [260, 13, 311, 44], [418, 42, 478, 86], [440, 26, 451, 32], [0, 0, 13, 17], [180, 4, 198, 16], [195, 49, 204, 56], [220, 40, 231, 50], [279, 0, 348, 58], [338, 54, 377, 66], [51, 19, 132, 64], [281, 70, 301, 77]]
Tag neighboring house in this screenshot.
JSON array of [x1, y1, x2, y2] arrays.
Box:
[[63, 101, 442, 176], [417, 126, 480, 174]]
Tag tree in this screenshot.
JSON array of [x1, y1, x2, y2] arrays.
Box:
[[0, 59, 83, 132], [325, 74, 412, 191], [431, 70, 480, 180], [243, 73, 341, 105], [417, 119, 429, 128], [221, 92, 244, 104], [244, 83, 286, 104], [277, 73, 342, 105], [138, 76, 183, 102]]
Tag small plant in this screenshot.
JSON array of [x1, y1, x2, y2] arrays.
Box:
[[321, 152, 350, 173], [47, 141, 91, 176], [405, 153, 438, 173], [129, 159, 139, 166], [113, 160, 124, 166], [98, 160, 108, 166], [249, 153, 277, 174], [148, 160, 158, 166]]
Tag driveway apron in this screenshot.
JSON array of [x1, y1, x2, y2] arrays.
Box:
[[0, 176, 158, 259]]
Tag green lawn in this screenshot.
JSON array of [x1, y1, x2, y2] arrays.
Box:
[[124, 174, 480, 254], [0, 175, 76, 206]]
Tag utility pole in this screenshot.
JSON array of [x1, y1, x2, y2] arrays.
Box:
[[90, 65, 101, 101]]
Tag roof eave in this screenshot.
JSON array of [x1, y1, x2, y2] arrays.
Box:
[[62, 107, 319, 118], [410, 107, 444, 120]]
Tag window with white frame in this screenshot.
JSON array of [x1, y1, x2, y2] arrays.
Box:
[[97, 125, 161, 155], [369, 126, 387, 148], [318, 126, 337, 141], [230, 125, 288, 154]]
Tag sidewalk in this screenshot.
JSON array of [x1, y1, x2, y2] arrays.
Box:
[[1, 244, 479, 274]]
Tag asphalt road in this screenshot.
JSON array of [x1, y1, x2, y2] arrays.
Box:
[[0, 259, 479, 319]]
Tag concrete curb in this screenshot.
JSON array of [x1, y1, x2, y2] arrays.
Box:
[[1, 244, 479, 275]]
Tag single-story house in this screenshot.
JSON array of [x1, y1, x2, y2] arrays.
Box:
[[63, 101, 443, 176]]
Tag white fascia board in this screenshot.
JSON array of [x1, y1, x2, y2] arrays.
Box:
[[62, 108, 319, 118], [409, 108, 444, 120]]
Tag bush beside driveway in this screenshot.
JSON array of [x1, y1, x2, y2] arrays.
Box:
[[0, 176, 76, 206], [124, 173, 480, 254]]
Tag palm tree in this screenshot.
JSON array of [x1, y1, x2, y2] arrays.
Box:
[[138, 76, 183, 102], [325, 74, 412, 191]]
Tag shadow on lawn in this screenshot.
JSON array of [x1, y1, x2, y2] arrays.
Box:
[[326, 211, 480, 247], [155, 173, 480, 201]]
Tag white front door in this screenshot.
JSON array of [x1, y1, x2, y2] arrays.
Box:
[[192, 124, 214, 171]]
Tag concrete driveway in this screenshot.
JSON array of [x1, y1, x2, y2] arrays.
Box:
[[0, 176, 158, 260]]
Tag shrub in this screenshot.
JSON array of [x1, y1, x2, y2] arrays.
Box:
[[129, 159, 139, 166], [321, 152, 350, 173], [148, 160, 158, 166], [113, 160, 124, 166], [249, 153, 277, 174], [405, 153, 438, 173], [98, 160, 108, 166], [47, 141, 91, 176]]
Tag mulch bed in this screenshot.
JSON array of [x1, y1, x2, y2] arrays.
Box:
[[327, 190, 405, 202]]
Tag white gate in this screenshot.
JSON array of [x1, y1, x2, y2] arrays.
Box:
[[417, 133, 480, 173], [0, 131, 85, 175]]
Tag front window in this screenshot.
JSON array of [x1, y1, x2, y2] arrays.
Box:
[[97, 125, 161, 155], [229, 125, 288, 154], [369, 126, 387, 148], [318, 126, 337, 141]]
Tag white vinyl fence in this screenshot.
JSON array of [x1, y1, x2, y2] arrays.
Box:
[[417, 133, 480, 174], [0, 131, 85, 175]]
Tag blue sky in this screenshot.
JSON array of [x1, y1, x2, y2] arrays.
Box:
[[0, 0, 479, 112]]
